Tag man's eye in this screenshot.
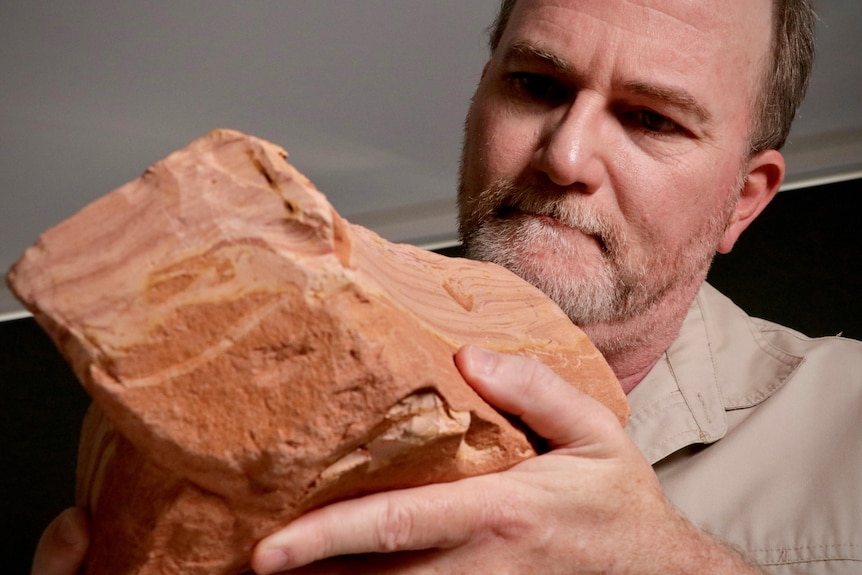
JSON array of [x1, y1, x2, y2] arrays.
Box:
[[508, 73, 568, 105], [630, 110, 680, 134]]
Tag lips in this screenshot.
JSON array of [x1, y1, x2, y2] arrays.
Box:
[[497, 204, 556, 223], [533, 212, 571, 230], [498, 204, 578, 232], [495, 204, 612, 255]]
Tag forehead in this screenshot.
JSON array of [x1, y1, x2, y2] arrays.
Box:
[[499, 0, 773, 117], [505, 0, 773, 38], [501, 0, 772, 82]]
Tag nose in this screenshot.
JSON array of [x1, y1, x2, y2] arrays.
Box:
[[531, 93, 606, 191]]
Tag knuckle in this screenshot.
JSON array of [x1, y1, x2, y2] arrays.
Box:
[[483, 483, 531, 539], [518, 356, 557, 394], [375, 496, 415, 552]]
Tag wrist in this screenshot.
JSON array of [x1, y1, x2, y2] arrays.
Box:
[[639, 504, 765, 575]]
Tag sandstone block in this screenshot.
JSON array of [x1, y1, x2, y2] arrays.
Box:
[[7, 129, 628, 574]]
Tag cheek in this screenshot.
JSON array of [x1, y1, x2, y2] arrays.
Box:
[[611, 154, 725, 248], [467, 104, 540, 186]]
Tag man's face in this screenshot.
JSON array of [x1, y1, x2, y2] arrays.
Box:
[[458, 0, 772, 336]]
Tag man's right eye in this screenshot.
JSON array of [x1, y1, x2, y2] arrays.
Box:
[[507, 73, 569, 106]]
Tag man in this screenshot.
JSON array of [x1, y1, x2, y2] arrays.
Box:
[[34, 0, 862, 573]]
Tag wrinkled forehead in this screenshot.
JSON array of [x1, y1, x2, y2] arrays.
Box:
[[503, 0, 774, 67], [501, 0, 773, 113], [507, 0, 773, 26]]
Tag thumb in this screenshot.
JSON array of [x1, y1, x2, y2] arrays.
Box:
[[454, 345, 624, 451], [31, 507, 89, 575]]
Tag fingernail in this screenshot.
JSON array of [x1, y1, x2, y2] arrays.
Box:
[[56, 510, 84, 547], [254, 548, 290, 575], [464, 345, 497, 375]]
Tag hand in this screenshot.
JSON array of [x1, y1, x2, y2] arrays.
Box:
[[251, 346, 760, 574], [31, 508, 89, 575]]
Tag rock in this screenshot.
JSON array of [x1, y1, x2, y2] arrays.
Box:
[[7, 129, 628, 574]]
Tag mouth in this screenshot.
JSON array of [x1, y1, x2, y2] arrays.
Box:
[[497, 204, 575, 231], [494, 205, 611, 254], [496, 205, 558, 224]]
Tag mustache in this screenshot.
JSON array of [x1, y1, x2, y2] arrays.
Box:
[[476, 180, 626, 256]]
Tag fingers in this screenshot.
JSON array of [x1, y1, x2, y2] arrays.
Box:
[[261, 549, 443, 575], [250, 347, 636, 574], [454, 345, 623, 451], [252, 478, 500, 574], [31, 508, 89, 575]]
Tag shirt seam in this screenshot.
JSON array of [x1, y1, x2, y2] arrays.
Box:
[[750, 543, 862, 565], [719, 316, 804, 409], [685, 292, 726, 438]]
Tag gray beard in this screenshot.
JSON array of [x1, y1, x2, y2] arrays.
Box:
[[460, 180, 737, 328], [463, 217, 650, 326]]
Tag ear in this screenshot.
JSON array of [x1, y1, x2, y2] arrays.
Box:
[[717, 149, 785, 254]]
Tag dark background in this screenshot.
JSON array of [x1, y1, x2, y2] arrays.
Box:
[[707, 179, 860, 340], [2, 177, 859, 572]]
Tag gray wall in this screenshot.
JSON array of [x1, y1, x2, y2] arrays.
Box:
[[2, 1, 862, 317]]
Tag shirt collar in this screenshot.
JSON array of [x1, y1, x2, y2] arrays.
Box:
[[625, 283, 802, 465]]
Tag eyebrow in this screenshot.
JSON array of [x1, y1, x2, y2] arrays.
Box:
[[623, 80, 712, 124], [504, 42, 572, 74], [503, 41, 712, 125]]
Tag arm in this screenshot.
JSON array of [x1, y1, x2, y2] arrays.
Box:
[[252, 345, 764, 574]]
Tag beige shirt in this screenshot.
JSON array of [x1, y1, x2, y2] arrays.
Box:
[[626, 283, 862, 574]]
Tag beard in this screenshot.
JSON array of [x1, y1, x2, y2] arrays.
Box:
[[458, 177, 741, 329]]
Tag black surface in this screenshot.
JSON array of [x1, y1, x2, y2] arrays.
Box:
[[0, 316, 89, 573], [1, 177, 858, 571], [707, 179, 861, 340]]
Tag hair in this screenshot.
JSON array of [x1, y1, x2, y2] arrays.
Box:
[[486, 0, 817, 153]]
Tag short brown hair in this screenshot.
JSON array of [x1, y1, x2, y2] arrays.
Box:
[[487, 0, 816, 153]]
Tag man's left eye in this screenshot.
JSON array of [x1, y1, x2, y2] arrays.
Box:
[[633, 110, 679, 133]]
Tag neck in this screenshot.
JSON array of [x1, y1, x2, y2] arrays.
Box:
[[580, 280, 705, 395]]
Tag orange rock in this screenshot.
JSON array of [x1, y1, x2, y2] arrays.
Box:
[[7, 129, 628, 574]]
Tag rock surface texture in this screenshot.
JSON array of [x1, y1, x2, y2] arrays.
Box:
[[7, 129, 629, 574]]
